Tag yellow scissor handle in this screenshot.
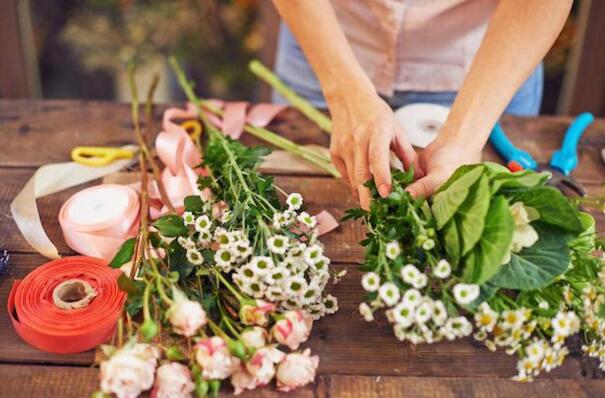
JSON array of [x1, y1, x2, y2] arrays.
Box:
[[180, 120, 202, 142], [71, 146, 135, 167]]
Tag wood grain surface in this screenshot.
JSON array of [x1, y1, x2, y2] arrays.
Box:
[[1, 100, 604, 397]]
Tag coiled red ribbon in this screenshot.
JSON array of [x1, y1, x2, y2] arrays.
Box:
[[8, 256, 126, 354], [59, 184, 140, 260]]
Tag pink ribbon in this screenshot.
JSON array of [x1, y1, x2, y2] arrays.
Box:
[[202, 100, 286, 140], [315, 210, 339, 236], [59, 184, 140, 261]]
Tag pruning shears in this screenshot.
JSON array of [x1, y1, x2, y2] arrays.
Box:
[[489, 112, 594, 196], [71, 146, 136, 167]]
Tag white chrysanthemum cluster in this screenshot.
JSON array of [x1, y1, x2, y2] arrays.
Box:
[[473, 302, 580, 381], [178, 193, 338, 320], [581, 284, 605, 371]]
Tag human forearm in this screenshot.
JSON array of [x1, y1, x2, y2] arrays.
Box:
[[441, 0, 572, 150]]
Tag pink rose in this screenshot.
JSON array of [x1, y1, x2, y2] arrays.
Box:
[[271, 310, 313, 350], [230, 366, 257, 395], [167, 298, 207, 337], [240, 326, 268, 349], [245, 346, 285, 386], [151, 362, 194, 398], [239, 300, 277, 327], [276, 349, 319, 392], [194, 336, 240, 380], [100, 344, 159, 398]]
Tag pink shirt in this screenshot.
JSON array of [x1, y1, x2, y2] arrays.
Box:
[[331, 0, 498, 96]]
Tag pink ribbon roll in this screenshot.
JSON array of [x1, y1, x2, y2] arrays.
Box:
[[59, 184, 140, 261]]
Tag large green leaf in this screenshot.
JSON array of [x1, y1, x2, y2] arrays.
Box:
[[109, 238, 136, 268], [167, 239, 195, 280], [432, 165, 485, 229], [456, 174, 491, 256], [443, 219, 461, 266], [489, 222, 572, 290], [568, 212, 596, 253], [461, 196, 515, 284], [490, 170, 549, 194], [153, 215, 189, 237], [511, 187, 582, 233]]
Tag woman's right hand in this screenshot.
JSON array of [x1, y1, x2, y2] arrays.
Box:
[[327, 83, 423, 210]]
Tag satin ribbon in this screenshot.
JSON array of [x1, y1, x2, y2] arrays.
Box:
[[59, 184, 140, 261], [10, 145, 138, 259], [8, 256, 126, 354]]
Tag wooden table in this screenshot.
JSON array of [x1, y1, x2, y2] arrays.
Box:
[[1, 99, 605, 398]]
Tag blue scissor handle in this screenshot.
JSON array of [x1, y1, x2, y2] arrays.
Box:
[[550, 112, 594, 175], [490, 122, 538, 170]]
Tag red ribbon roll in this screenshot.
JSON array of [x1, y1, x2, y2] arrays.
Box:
[[59, 184, 140, 261], [8, 256, 126, 354]]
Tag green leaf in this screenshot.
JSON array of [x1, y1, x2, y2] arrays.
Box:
[[168, 239, 195, 280], [489, 222, 572, 290], [148, 232, 162, 248], [461, 196, 515, 284], [511, 186, 582, 233], [117, 273, 142, 296], [456, 174, 491, 256], [490, 170, 549, 194], [442, 219, 461, 266], [109, 238, 136, 268], [432, 165, 485, 229], [153, 215, 189, 237], [569, 212, 596, 253], [184, 195, 204, 213], [483, 162, 510, 175]]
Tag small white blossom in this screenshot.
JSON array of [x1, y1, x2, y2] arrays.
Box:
[[402, 289, 422, 308], [401, 264, 421, 285], [433, 259, 451, 279], [285, 276, 308, 297], [412, 273, 428, 289], [215, 248, 236, 269], [452, 283, 480, 305], [385, 241, 401, 260], [359, 302, 374, 322], [186, 249, 204, 265], [378, 282, 401, 307], [286, 193, 303, 211], [526, 340, 546, 362], [392, 302, 415, 328], [177, 236, 196, 251], [303, 244, 323, 265], [268, 235, 290, 255], [323, 294, 339, 314], [361, 272, 381, 292], [194, 215, 212, 232], [432, 300, 448, 326], [250, 256, 274, 276], [182, 211, 196, 225], [297, 212, 317, 229], [415, 301, 433, 324]]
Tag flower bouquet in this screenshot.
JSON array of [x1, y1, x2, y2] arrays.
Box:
[[346, 162, 605, 381], [94, 65, 341, 398]]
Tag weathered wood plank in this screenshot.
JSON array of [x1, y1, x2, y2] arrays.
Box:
[[322, 375, 605, 398], [0, 254, 592, 379], [1, 100, 604, 183], [0, 364, 315, 398]]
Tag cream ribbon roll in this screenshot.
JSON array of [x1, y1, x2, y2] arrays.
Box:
[[58, 184, 140, 261], [394, 103, 450, 148]]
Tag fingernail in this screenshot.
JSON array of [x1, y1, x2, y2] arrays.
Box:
[[378, 184, 390, 198]]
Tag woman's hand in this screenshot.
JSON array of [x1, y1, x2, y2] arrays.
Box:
[[328, 84, 423, 210], [406, 136, 482, 198]]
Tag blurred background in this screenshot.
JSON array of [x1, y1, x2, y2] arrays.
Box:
[[0, 0, 604, 116]]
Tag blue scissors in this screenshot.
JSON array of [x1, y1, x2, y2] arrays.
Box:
[[489, 112, 594, 196]]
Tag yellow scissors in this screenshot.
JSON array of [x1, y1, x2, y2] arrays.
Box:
[[71, 146, 136, 167], [180, 120, 202, 142]]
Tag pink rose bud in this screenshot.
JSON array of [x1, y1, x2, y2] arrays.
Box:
[[240, 326, 269, 349], [100, 344, 159, 398], [151, 362, 194, 398], [194, 336, 240, 380], [230, 366, 257, 395], [167, 298, 207, 337], [271, 310, 313, 350], [245, 346, 285, 386], [276, 349, 319, 392], [239, 299, 277, 327]]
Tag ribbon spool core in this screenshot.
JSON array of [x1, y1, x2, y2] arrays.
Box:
[[53, 279, 97, 310]]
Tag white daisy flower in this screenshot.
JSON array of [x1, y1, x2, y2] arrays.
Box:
[[392, 302, 415, 328], [232, 240, 252, 259], [378, 282, 401, 307], [415, 301, 433, 324], [452, 283, 480, 305], [323, 294, 339, 314], [448, 316, 473, 337], [303, 244, 323, 265], [385, 241, 401, 260], [526, 340, 546, 362], [177, 236, 196, 251], [186, 249, 204, 265], [432, 300, 448, 326], [311, 256, 330, 274], [286, 193, 303, 210], [287, 242, 306, 258], [194, 215, 212, 232], [182, 211, 196, 225], [475, 303, 498, 332], [284, 276, 308, 297], [282, 256, 305, 274], [401, 264, 421, 285], [215, 248, 236, 268], [263, 267, 290, 285], [198, 230, 213, 246], [265, 286, 285, 302], [412, 273, 428, 289], [361, 272, 381, 292], [213, 227, 230, 246], [237, 264, 257, 282], [242, 279, 266, 299], [267, 235, 290, 255], [501, 309, 526, 331], [297, 211, 317, 229], [551, 311, 578, 337], [250, 256, 274, 276], [272, 211, 293, 229], [402, 289, 422, 308], [301, 281, 322, 305], [433, 259, 451, 279], [359, 302, 374, 322]]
